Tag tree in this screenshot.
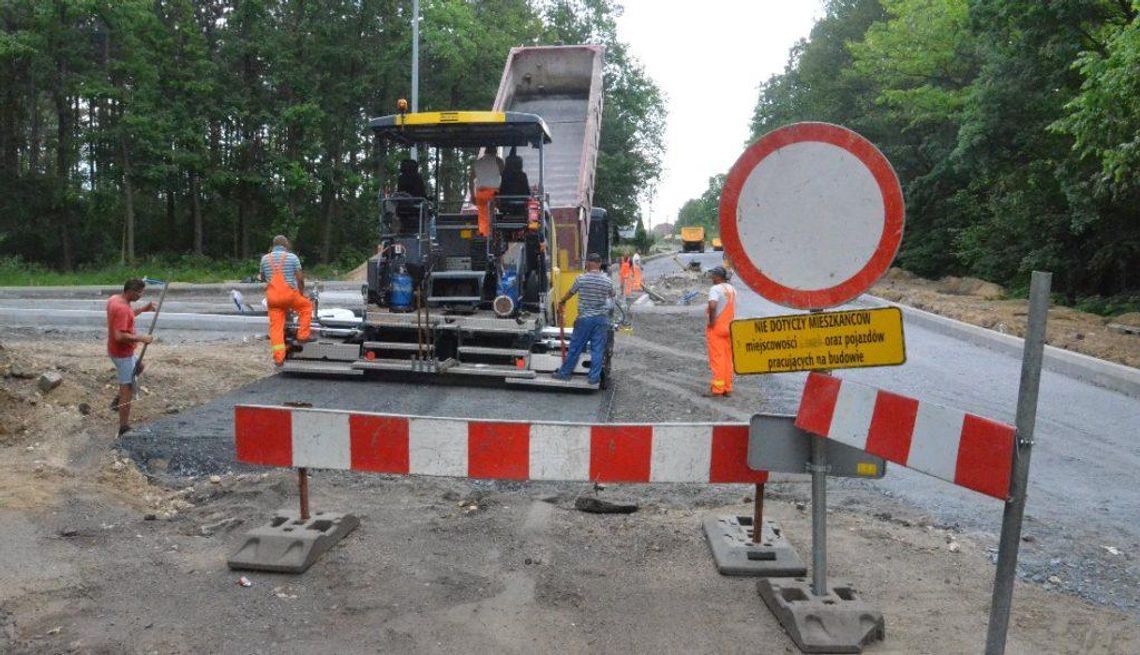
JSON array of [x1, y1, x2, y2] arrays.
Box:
[[540, 0, 666, 230], [674, 174, 723, 236]]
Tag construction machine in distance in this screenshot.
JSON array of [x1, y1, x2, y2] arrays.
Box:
[[711, 237, 723, 251], [681, 226, 706, 252], [282, 45, 613, 390]]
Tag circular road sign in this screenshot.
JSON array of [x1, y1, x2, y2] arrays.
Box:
[[719, 122, 904, 310]]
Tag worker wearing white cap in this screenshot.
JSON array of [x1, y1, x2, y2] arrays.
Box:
[[706, 266, 735, 397]]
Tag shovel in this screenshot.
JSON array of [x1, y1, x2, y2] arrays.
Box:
[[132, 276, 169, 383]]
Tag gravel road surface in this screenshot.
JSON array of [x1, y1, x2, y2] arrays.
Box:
[[645, 252, 1140, 613]]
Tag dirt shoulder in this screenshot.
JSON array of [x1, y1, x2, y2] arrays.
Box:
[[0, 330, 1136, 653], [871, 268, 1139, 368], [643, 263, 1139, 369]]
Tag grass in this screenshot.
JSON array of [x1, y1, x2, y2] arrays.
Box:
[[0, 255, 351, 287]]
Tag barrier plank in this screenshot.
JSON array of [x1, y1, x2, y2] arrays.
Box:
[[234, 405, 769, 485], [794, 372, 1015, 499]]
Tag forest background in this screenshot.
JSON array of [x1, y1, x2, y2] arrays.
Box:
[[675, 0, 1139, 310], [0, 0, 664, 283], [3, 0, 1139, 313]]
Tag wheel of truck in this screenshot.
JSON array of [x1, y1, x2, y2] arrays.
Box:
[[523, 270, 540, 306], [600, 326, 615, 389]]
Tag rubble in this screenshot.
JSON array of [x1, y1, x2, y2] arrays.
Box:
[[574, 496, 639, 514], [37, 371, 62, 393]]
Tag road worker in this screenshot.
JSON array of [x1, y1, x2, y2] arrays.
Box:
[[632, 252, 643, 292], [107, 278, 156, 436], [260, 235, 312, 366], [469, 146, 503, 237], [619, 254, 632, 298], [552, 253, 615, 386], [706, 266, 736, 397]]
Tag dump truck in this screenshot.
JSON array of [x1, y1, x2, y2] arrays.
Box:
[[281, 45, 611, 390], [711, 237, 723, 251], [681, 226, 706, 252]]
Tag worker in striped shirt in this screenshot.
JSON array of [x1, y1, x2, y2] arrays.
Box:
[[260, 235, 312, 365], [552, 253, 615, 386]]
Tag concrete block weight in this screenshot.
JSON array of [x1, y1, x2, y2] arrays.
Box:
[[228, 510, 359, 574]]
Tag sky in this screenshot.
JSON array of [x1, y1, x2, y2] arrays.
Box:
[[614, 1, 824, 228]]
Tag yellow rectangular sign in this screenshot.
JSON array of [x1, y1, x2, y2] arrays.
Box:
[[731, 307, 906, 374]]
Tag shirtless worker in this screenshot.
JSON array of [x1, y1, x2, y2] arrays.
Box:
[[260, 235, 312, 366]]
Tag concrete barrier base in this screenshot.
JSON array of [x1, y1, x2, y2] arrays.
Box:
[[757, 577, 885, 653], [703, 515, 807, 577], [228, 510, 359, 573]]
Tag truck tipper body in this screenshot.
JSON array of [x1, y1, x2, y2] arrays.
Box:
[[280, 46, 612, 390], [493, 45, 606, 306], [681, 226, 706, 253]]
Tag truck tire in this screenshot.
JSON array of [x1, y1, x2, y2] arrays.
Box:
[[600, 327, 615, 390]]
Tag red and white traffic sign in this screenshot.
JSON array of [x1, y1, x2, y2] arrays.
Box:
[[719, 122, 905, 309]]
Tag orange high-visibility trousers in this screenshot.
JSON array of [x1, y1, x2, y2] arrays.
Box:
[[706, 285, 736, 395], [475, 187, 497, 237], [632, 265, 642, 291], [266, 252, 312, 364]]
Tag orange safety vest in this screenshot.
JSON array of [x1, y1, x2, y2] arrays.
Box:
[[706, 283, 736, 395], [475, 187, 497, 237], [265, 252, 312, 363]]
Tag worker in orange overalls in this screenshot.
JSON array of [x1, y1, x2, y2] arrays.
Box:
[[619, 255, 632, 298], [260, 235, 312, 366], [469, 147, 503, 237], [706, 266, 736, 397], [632, 252, 643, 291]]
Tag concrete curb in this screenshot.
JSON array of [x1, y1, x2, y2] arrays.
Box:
[[0, 281, 362, 299], [0, 308, 266, 332], [640, 250, 678, 264], [866, 296, 1140, 399]]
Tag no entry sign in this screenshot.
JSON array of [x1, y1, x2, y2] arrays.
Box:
[[719, 123, 905, 309]]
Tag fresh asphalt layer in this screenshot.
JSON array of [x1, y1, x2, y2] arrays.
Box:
[[649, 252, 1140, 610], [122, 372, 615, 479], [3, 260, 1137, 609]]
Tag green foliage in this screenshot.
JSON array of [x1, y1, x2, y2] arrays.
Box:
[[674, 175, 724, 237], [1072, 293, 1140, 317], [540, 0, 666, 230], [679, 0, 1139, 300], [0, 0, 661, 279]]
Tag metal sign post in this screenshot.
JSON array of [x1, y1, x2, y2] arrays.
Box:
[[409, 0, 421, 161], [985, 271, 1051, 654], [809, 432, 828, 597], [719, 124, 904, 653]]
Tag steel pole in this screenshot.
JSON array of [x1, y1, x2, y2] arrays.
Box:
[[810, 434, 828, 597], [298, 467, 310, 521], [409, 0, 420, 161], [751, 483, 765, 545], [808, 308, 829, 598], [985, 271, 1051, 655]]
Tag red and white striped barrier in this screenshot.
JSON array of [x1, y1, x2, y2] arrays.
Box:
[[794, 372, 1015, 499], [234, 405, 769, 484]]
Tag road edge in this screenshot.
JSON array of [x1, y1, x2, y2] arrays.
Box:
[[867, 296, 1140, 399]]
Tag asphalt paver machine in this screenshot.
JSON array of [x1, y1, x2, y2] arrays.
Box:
[[282, 109, 608, 389]]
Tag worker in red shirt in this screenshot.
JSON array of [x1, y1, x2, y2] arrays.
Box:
[[106, 278, 156, 435]]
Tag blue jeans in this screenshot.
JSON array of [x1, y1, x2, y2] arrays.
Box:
[[556, 314, 609, 383]]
